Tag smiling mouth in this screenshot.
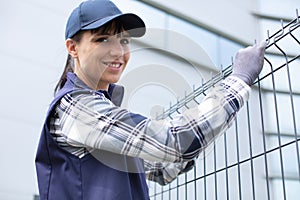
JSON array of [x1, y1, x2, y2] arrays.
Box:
[[104, 62, 122, 68]]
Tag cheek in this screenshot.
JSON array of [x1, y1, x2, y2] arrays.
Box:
[[124, 52, 130, 66], [82, 49, 103, 68], [81, 52, 107, 79]]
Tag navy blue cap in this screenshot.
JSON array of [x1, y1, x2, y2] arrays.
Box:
[[65, 0, 146, 39]]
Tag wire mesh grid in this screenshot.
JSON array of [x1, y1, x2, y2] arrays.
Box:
[[148, 13, 300, 200]]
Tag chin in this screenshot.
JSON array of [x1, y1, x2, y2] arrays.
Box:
[[110, 79, 119, 84], [109, 76, 121, 84]]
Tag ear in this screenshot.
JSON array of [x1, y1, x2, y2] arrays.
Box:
[[65, 39, 78, 58]]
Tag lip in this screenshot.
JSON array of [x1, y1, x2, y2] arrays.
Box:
[[103, 61, 123, 71]]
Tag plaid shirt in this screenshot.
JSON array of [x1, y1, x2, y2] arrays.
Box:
[[50, 74, 250, 185]]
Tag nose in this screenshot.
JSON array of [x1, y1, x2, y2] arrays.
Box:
[[109, 40, 124, 57]]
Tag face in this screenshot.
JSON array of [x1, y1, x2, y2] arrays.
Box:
[[69, 29, 131, 90]]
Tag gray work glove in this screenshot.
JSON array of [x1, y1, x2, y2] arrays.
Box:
[[231, 41, 266, 86]]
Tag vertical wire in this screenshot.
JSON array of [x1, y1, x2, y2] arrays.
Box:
[[183, 103, 189, 200], [214, 141, 218, 200], [161, 185, 163, 200], [193, 89, 199, 200], [268, 58, 287, 199], [147, 180, 151, 199], [234, 117, 242, 200], [154, 182, 157, 200], [204, 150, 207, 200], [257, 75, 271, 200], [168, 182, 171, 200], [176, 177, 179, 200], [224, 132, 230, 200], [185, 173, 187, 200], [246, 102, 256, 200], [193, 165, 197, 200]]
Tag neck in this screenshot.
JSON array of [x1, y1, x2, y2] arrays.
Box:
[[74, 66, 109, 91], [97, 82, 109, 91]]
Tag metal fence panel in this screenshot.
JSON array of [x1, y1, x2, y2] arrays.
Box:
[[149, 13, 300, 200]]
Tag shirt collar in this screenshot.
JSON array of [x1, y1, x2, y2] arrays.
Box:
[[65, 72, 124, 106]]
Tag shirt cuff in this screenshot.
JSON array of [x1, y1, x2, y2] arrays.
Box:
[[223, 75, 251, 106]]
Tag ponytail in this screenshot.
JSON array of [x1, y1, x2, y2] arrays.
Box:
[[54, 30, 84, 96], [54, 54, 74, 95]]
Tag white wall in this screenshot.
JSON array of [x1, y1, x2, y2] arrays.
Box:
[[0, 0, 81, 199]]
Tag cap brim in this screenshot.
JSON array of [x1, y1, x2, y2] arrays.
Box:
[[82, 13, 146, 37]]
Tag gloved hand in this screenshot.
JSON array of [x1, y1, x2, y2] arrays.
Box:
[[231, 41, 266, 86]]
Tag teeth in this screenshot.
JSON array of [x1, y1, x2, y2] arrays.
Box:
[[106, 63, 121, 68]]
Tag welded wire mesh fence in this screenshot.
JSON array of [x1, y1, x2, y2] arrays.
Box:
[[148, 13, 300, 200]]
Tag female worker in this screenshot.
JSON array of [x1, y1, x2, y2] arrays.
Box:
[[35, 0, 266, 199]]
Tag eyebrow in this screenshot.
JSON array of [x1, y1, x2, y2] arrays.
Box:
[[90, 32, 131, 43], [94, 31, 131, 38]]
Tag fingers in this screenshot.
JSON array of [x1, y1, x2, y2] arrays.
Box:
[[244, 40, 266, 51], [255, 40, 267, 52], [244, 40, 266, 56], [259, 40, 267, 48]]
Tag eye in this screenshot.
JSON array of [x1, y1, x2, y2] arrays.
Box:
[[95, 37, 109, 43]]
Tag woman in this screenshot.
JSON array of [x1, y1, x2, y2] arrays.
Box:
[[35, 0, 266, 199]]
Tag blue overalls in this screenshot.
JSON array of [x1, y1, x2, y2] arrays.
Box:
[[35, 72, 149, 200]]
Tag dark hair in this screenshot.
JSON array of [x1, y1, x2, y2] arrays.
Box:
[[54, 20, 126, 95]]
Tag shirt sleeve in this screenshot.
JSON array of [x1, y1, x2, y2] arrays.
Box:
[[55, 76, 250, 163], [144, 159, 196, 185]]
